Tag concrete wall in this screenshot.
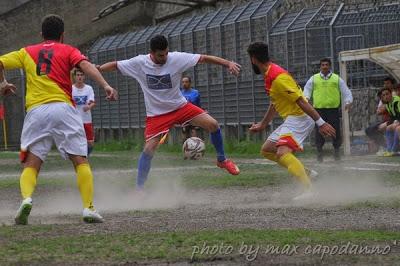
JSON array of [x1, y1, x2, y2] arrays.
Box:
[[2, 0, 397, 54], [0, 0, 29, 15], [0, 0, 155, 54]]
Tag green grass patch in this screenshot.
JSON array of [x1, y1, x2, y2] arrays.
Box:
[[0, 228, 399, 264], [180, 164, 290, 188], [0, 178, 66, 189]]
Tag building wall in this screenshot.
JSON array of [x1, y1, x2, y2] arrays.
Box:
[[2, 0, 397, 54], [0, 0, 155, 54]]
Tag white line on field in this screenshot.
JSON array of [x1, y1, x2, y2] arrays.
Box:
[[363, 162, 399, 167], [344, 167, 383, 171]]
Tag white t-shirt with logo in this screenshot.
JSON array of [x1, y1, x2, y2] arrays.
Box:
[[72, 84, 95, 123], [117, 52, 201, 117]]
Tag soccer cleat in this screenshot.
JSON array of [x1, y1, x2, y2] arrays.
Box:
[[83, 208, 104, 223], [376, 148, 386, 156], [305, 168, 319, 181], [292, 190, 317, 201], [15, 197, 33, 225], [217, 159, 240, 175], [383, 151, 394, 157]]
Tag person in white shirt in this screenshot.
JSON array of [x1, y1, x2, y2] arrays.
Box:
[[303, 58, 353, 162], [72, 69, 96, 156], [98, 35, 241, 191]]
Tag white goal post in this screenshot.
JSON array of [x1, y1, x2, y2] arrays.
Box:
[[339, 43, 400, 155]]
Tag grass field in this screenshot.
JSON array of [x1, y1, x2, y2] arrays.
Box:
[[0, 144, 400, 265]]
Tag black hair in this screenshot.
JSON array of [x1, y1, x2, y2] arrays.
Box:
[[384, 77, 395, 84], [247, 42, 270, 63], [150, 35, 168, 52], [320, 58, 332, 65], [182, 76, 191, 83], [42, 14, 64, 40], [73, 68, 84, 76], [377, 87, 392, 98]]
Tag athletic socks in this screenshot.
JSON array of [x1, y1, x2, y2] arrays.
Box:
[[210, 128, 226, 162], [76, 163, 94, 209], [261, 150, 285, 167], [20, 167, 38, 199], [87, 145, 93, 156], [136, 152, 153, 189], [385, 130, 394, 152], [278, 153, 311, 189], [392, 130, 399, 152]]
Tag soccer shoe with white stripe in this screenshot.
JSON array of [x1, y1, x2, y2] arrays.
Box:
[[305, 168, 319, 181], [15, 197, 33, 225], [83, 208, 104, 223]]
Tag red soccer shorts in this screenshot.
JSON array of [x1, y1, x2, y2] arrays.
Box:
[[145, 103, 205, 141], [83, 123, 94, 142]]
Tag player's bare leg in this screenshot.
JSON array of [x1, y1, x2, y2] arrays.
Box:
[[191, 113, 239, 175], [15, 152, 42, 225], [70, 155, 103, 223]]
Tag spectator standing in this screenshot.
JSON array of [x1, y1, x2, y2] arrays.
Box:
[[304, 58, 353, 162]]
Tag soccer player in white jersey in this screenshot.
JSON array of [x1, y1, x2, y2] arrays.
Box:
[[72, 69, 96, 156], [98, 35, 241, 191]]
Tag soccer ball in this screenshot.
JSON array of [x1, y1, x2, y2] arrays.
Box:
[[182, 137, 205, 160]]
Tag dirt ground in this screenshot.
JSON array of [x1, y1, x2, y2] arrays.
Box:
[[1, 154, 400, 265]]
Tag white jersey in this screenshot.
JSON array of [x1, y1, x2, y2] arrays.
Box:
[[117, 51, 201, 117], [72, 84, 95, 123]]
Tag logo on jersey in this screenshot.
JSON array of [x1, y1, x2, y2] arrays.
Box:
[[73, 96, 88, 105], [146, 74, 172, 90]]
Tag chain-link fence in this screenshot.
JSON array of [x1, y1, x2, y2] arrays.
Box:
[[2, 0, 400, 148], [87, 0, 400, 140]]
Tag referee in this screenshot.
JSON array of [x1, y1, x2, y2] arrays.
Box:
[[304, 58, 353, 162]]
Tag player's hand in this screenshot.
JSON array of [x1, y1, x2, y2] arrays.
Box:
[[249, 122, 266, 133], [345, 103, 351, 111], [0, 83, 17, 96], [104, 85, 118, 101], [83, 105, 90, 112], [318, 122, 336, 138], [228, 61, 241, 76], [95, 64, 102, 72]]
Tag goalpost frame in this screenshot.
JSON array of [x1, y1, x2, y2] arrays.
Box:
[[339, 43, 400, 155]]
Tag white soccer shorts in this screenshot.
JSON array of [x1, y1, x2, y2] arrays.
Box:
[[21, 102, 88, 161], [267, 114, 315, 151]]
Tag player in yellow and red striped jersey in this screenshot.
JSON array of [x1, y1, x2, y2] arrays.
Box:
[[0, 14, 118, 224], [247, 42, 336, 200]]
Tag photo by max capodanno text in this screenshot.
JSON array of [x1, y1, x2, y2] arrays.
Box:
[[191, 241, 398, 261]]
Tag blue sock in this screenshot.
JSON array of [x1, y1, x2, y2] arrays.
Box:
[[136, 152, 153, 189], [385, 130, 394, 151], [87, 145, 93, 156], [392, 131, 399, 152], [210, 128, 226, 162]]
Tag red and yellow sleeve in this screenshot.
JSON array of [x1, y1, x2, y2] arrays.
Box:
[[0, 48, 25, 69]]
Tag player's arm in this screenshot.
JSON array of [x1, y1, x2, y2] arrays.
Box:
[[296, 97, 336, 138], [97, 61, 117, 72], [377, 104, 386, 115], [78, 60, 118, 101], [0, 59, 17, 97], [198, 55, 241, 76], [249, 104, 277, 133], [339, 77, 353, 111], [84, 101, 96, 112], [303, 76, 313, 101]]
